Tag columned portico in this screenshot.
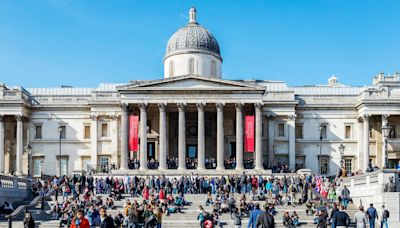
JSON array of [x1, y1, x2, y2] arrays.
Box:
[[139, 103, 148, 170], [197, 102, 206, 170], [362, 114, 370, 171], [177, 103, 186, 170], [255, 102, 263, 170], [216, 102, 225, 170], [158, 103, 167, 170], [0, 115, 4, 174], [15, 115, 23, 176], [120, 104, 129, 170], [235, 103, 244, 170]]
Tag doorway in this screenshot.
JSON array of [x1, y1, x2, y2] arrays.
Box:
[[147, 142, 155, 160]]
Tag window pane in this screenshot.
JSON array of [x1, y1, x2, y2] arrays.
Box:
[[35, 125, 42, 139], [344, 158, 352, 174], [320, 156, 329, 174], [84, 125, 90, 139], [60, 158, 68, 176], [189, 58, 194, 74], [345, 125, 351, 139], [278, 124, 285, 137], [321, 125, 327, 139], [33, 158, 42, 176], [60, 126, 66, 139], [101, 124, 108, 137], [295, 124, 303, 139]]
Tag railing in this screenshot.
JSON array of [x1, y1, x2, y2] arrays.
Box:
[[4, 188, 56, 228]]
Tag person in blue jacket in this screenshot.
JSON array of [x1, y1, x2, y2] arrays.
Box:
[[248, 203, 262, 228]]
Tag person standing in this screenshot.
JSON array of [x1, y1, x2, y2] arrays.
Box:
[[380, 205, 389, 228], [70, 210, 89, 228], [367, 204, 378, 228], [247, 203, 262, 228], [231, 208, 243, 228], [256, 205, 275, 228], [23, 212, 35, 228], [341, 186, 350, 209], [332, 205, 350, 228], [354, 205, 367, 228], [99, 207, 115, 228]]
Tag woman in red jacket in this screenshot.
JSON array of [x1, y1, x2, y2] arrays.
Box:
[[70, 210, 90, 228]]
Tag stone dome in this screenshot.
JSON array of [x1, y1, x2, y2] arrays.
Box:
[[164, 7, 222, 61]]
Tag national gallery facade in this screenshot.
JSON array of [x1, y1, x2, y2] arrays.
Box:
[[1, 8, 400, 177]]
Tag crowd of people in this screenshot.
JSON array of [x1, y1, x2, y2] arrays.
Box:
[[1, 168, 393, 228]]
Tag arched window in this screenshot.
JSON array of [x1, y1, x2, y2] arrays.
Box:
[[188, 58, 195, 74], [169, 61, 174, 77], [210, 60, 217, 76]]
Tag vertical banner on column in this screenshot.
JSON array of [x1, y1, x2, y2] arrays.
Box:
[[129, 115, 139, 152], [244, 115, 255, 152]]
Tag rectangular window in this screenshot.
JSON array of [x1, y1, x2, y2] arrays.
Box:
[[319, 156, 330, 175], [344, 157, 353, 174], [278, 123, 285, 137], [321, 125, 327, 139], [81, 157, 91, 172], [59, 126, 66, 139], [84, 125, 90, 139], [189, 58, 195, 74], [99, 156, 109, 171], [389, 125, 396, 138], [33, 157, 44, 176], [345, 125, 352, 139], [58, 157, 68, 176], [101, 123, 108, 137], [295, 124, 303, 139], [35, 125, 42, 139]]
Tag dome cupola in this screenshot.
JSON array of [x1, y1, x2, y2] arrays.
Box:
[[164, 7, 222, 78]]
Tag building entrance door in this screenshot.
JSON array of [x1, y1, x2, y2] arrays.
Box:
[[147, 142, 155, 160], [187, 144, 197, 169]]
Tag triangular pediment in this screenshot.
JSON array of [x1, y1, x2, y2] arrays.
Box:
[[118, 75, 265, 91]]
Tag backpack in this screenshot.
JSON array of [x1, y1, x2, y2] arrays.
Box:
[[384, 210, 390, 218]]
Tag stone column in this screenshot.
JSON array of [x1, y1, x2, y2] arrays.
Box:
[[363, 114, 370, 171], [139, 103, 148, 170], [0, 115, 4, 174], [268, 114, 276, 166], [382, 114, 389, 168], [110, 115, 119, 165], [158, 103, 167, 170], [255, 102, 264, 170], [177, 103, 186, 170], [90, 115, 98, 171], [235, 103, 244, 170], [288, 115, 296, 172], [357, 119, 364, 171], [15, 115, 23, 176], [197, 102, 206, 170], [120, 104, 129, 170], [216, 102, 225, 170]]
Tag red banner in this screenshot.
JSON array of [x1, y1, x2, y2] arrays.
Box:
[[129, 115, 139, 152], [244, 115, 255, 152]]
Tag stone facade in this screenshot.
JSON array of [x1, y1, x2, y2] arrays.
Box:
[[1, 8, 400, 177]]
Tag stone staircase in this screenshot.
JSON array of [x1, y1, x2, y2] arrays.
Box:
[[0, 193, 358, 228]]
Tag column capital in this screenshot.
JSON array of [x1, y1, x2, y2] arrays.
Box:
[[15, 115, 24, 122], [196, 102, 206, 111], [254, 102, 264, 110], [177, 102, 186, 112], [110, 114, 119, 120], [288, 114, 296, 121], [138, 102, 148, 111], [157, 102, 167, 111], [120, 103, 130, 112], [215, 102, 225, 111], [90, 114, 98, 121], [267, 113, 276, 119], [362, 114, 370, 121], [382, 114, 390, 121], [235, 102, 244, 111]]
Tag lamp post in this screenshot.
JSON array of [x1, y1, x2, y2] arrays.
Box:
[[318, 123, 323, 174], [58, 126, 62, 178], [338, 143, 345, 169], [381, 123, 392, 169]]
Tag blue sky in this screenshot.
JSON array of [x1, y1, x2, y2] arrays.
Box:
[[0, 0, 399, 88]]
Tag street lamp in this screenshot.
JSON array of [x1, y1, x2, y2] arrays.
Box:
[[338, 143, 345, 168], [58, 126, 63, 177], [382, 123, 392, 169], [318, 123, 323, 174]]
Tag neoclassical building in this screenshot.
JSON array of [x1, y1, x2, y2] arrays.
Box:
[[0, 8, 399, 177]]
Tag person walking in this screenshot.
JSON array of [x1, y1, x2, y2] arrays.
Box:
[[332, 205, 350, 228], [380, 205, 389, 228], [247, 203, 262, 228], [341, 186, 350, 209], [354, 205, 367, 228], [367, 203, 378, 228]]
